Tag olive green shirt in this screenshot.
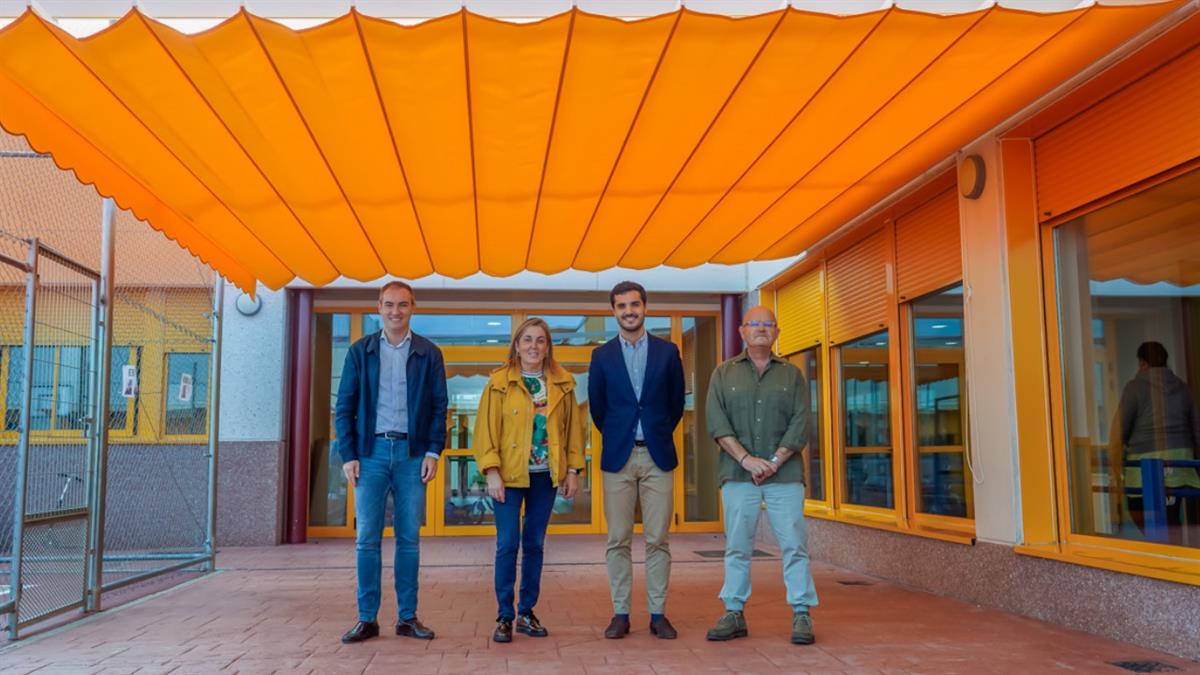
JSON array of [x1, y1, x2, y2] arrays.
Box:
[[706, 351, 810, 485]]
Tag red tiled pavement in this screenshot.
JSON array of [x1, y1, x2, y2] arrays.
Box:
[[1, 533, 1196, 674]]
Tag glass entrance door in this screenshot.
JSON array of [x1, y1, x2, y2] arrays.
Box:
[[307, 307, 723, 538]]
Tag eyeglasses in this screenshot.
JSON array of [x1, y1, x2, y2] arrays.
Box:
[[742, 320, 777, 328]]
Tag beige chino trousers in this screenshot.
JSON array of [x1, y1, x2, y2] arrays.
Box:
[[602, 446, 673, 615]]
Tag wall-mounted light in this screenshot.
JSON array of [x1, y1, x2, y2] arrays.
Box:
[[958, 153, 986, 200], [235, 292, 262, 316]]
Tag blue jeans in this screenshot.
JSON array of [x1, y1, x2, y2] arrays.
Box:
[[355, 437, 425, 622], [493, 471, 557, 620], [720, 480, 819, 612]]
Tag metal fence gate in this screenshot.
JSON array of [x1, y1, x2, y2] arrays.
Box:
[[2, 238, 100, 634]]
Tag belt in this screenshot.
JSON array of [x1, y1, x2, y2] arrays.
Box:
[[633, 440, 648, 447], [376, 431, 408, 440]]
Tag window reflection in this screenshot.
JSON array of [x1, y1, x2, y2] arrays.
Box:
[[841, 331, 892, 508], [530, 315, 670, 345], [789, 348, 824, 501], [911, 286, 971, 518], [682, 316, 720, 522], [363, 313, 512, 346], [1055, 168, 1200, 548]]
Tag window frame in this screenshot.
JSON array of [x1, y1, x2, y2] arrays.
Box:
[[160, 350, 212, 442]]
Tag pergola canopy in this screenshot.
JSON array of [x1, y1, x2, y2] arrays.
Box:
[[0, 2, 1180, 293]]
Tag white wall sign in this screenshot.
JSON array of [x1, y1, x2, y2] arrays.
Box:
[[121, 364, 138, 399], [178, 373, 193, 403]]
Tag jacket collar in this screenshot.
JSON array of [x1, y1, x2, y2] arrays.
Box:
[[500, 361, 574, 389], [365, 330, 430, 356]]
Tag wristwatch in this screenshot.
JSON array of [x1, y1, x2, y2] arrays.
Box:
[[769, 455, 782, 466], [568, 468, 581, 476]]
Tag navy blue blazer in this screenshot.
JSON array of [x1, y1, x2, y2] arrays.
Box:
[[334, 331, 448, 463], [588, 333, 685, 473]]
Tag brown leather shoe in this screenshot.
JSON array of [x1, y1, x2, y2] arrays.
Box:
[[604, 615, 630, 639], [649, 615, 678, 639], [395, 617, 435, 640], [340, 620, 379, 644], [516, 612, 549, 637], [492, 618, 513, 643]]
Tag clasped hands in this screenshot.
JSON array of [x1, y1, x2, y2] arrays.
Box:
[[743, 454, 780, 485]]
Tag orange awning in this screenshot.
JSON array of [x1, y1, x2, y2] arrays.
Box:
[[0, 3, 1181, 293]]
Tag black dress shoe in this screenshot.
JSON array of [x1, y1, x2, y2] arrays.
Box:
[[493, 618, 513, 643], [604, 615, 630, 639], [649, 615, 678, 640], [516, 611, 549, 637], [395, 617, 435, 640], [341, 620, 379, 644]]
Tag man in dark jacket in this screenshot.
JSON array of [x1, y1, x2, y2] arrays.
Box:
[[335, 281, 447, 644], [588, 281, 685, 640]]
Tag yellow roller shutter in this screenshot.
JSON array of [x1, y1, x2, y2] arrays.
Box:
[[827, 230, 889, 345], [776, 267, 823, 355], [894, 187, 961, 301], [1035, 45, 1200, 221]]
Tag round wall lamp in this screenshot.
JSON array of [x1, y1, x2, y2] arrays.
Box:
[[958, 154, 986, 200], [235, 292, 262, 317]]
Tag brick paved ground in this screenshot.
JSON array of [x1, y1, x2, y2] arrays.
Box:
[[1, 533, 1195, 674]]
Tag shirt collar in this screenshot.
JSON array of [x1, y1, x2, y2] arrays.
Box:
[[380, 330, 412, 349], [619, 331, 649, 349], [733, 349, 785, 365]]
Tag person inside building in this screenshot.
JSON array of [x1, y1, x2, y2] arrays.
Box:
[[1109, 341, 1200, 546], [336, 281, 448, 644], [588, 281, 686, 640], [705, 305, 819, 645], [473, 317, 585, 643]]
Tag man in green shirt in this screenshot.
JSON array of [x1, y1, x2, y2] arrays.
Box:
[[704, 305, 818, 645]]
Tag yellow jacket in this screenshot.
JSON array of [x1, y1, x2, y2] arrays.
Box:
[[473, 362, 586, 488]]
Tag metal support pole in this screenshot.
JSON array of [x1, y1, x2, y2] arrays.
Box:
[[7, 239, 39, 639], [86, 199, 116, 612], [203, 275, 225, 572], [288, 290, 313, 544], [720, 293, 743, 360]]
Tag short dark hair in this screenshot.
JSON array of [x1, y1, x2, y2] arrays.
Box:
[[609, 281, 646, 307], [378, 280, 415, 301], [1137, 341, 1168, 368]]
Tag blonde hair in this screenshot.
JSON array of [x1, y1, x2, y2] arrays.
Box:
[[507, 318, 555, 371]]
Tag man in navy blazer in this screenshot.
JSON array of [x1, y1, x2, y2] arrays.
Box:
[[335, 281, 447, 644], [588, 281, 685, 640]]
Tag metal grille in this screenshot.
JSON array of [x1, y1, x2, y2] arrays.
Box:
[[0, 230, 27, 616], [13, 518, 88, 624]]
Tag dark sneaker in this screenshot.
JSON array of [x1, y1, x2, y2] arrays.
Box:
[[340, 620, 379, 644], [705, 610, 748, 641], [516, 612, 549, 637], [493, 618, 513, 643], [791, 611, 815, 645]]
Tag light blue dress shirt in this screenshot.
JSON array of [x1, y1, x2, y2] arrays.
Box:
[[620, 332, 648, 441], [375, 330, 411, 436]]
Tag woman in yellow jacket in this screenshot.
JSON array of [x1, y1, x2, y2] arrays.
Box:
[[473, 317, 585, 643]]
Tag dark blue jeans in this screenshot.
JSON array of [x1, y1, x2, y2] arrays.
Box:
[[354, 437, 425, 622], [493, 471, 556, 621]]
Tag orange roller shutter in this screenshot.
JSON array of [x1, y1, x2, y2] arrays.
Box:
[[776, 267, 823, 355], [826, 230, 889, 345], [1035, 45, 1200, 221], [894, 188, 961, 301]]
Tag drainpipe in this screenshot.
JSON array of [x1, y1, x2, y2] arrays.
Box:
[[720, 294, 742, 361], [287, 290, 313, 544]]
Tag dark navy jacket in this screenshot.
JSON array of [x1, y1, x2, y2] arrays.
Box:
[[588, 333, 685, 473], [334, 331, 448, 463]]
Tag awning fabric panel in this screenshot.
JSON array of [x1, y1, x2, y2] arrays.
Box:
[[0, 3, 1181, 293]]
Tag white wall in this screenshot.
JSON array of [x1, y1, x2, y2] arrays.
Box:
[[217, 283, 288, 442], [957, 137, 1023, 546]]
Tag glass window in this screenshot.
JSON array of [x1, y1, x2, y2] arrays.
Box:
[[55, 346, 90, 431], [911, 285, 972, 518], [530, 315, 671, 345], [363, 313, 512, 346], [4, 345, 92, 433], [789, 348, 824, 501], [312, 313, 350, 528], [682, 316, 720, 522], [164, 353, 209, 436], [108, 346, 139, 431], [841, 331, 893, 508], [1053, 168, 1200, 548]]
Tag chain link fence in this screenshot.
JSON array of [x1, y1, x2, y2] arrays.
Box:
[[1, 131, 221, 636]]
